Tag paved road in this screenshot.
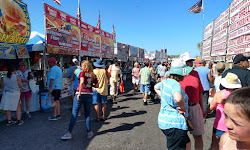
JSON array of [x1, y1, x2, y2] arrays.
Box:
[[0, 77, 215, 150]]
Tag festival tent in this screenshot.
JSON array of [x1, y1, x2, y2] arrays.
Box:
[[27, 31, 46, 52]]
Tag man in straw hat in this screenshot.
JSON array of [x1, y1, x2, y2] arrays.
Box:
[[179, 52, 205, 150], [221, 54, 250, 89]]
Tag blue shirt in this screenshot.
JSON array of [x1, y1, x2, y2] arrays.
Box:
[[47, 65, 62, 90], [153, 64, 157, 71], [157, 79, 189, 130], [195, 66, 210, 91], [74, 69, 82, 90], [67, 65, 77, 80]]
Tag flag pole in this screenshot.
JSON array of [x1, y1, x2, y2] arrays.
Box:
[[78, 0, 81, 65], [99, 10, 102, 59], [201, 0, 204, 58]]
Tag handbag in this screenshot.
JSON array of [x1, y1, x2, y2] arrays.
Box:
[[161, 81, 194, 131]]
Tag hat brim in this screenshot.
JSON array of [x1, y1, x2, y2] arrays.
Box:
[[184, 58, 195, 62], [220, 78, 242, 89], [93, 62, 105, 68], [169, 67, 193, 76]]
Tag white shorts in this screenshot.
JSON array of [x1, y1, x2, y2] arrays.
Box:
[[132, 76, 140, 85]]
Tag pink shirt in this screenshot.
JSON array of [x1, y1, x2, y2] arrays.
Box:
[[132, 68, 140, 78], [213, 89, 232, 131]]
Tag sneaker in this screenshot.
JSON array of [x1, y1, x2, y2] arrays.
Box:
[[56, 115, 61, 120], [6, 120, 16, 126], [26, 113, 31, 118], [61, 134, 72, 140], [87, 131, 94, 139], [143, 101, 148, 105], [17, 120, 24, 126], [48, 116, 58, 121]]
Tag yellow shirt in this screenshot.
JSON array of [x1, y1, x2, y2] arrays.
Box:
[[108, 64, 121, 82], [93, 69, 108, 96]]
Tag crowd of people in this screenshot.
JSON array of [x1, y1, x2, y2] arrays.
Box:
[[0, 53, 250, 149]]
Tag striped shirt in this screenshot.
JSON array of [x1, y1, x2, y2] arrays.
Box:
[[157, 79, 189, 130], [139, 67, 152, 85]]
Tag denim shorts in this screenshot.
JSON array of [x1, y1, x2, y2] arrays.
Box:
[[213, 127, 225, 138], [140, 84, 150, 94], [92, 90, 108, 104]]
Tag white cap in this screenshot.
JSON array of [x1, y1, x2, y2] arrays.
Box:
[[72, 58, 78, 63]]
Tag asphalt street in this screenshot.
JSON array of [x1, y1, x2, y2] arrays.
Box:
[[0, 76, 215, 150]]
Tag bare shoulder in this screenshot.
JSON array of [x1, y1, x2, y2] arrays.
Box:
[[219, 132, 229, 149]]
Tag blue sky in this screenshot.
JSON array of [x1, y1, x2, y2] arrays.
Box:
[[23, 0, 233, 57]]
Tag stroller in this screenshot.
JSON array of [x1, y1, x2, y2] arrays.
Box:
[[148, 78, 157, 101]]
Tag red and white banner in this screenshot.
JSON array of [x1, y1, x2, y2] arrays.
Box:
[[229, 24, 250, 40], [227, 42, 250, 55], [230, 0, 250, 18], [229, 12, 250, 33], [211, 49, 226, 56], [203, 21, 214, 40]]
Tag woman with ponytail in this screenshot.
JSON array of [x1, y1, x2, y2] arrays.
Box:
[[0, 66, 23, 126]]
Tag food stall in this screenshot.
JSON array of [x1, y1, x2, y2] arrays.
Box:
[[0, 0, 33, 120]]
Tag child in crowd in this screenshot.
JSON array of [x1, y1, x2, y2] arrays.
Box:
[[219, 87, 250, 150]]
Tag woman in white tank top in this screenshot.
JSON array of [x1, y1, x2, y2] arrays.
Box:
[[0, 66, 23, 126]]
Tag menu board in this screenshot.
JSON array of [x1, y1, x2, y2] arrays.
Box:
[[129, 46, 138, 58], [0, 0, 31, 44], [1, 44, 16, 59], [138, 48, 145, 59], [227, 0, 250, 56], [80, 29, 100, 53], [15, 44, 29, 58], [202, 21, 214, 60]]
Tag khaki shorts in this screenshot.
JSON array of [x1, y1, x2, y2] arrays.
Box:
[[110, 80, 118, 96], [189, 103, 205, 135]]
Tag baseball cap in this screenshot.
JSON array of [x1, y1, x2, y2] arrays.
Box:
[[233, 54, 250, 64], [46, 57, 56, 63], [72, 58, 78, 63]]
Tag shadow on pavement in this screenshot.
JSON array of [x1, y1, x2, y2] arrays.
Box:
[[111, 106, 129, 112], [96, 121, 145, 136], [117, 97, 141, 103], [108, 110, 147, 120]]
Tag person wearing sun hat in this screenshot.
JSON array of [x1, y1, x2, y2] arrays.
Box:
[[214, 62, 229, 92], [179, 52, 205, 150], [221, 54, 250, 89], [92, 59, 109, 121], [204, 72, 242, 150], [154, 59, 192, 150]]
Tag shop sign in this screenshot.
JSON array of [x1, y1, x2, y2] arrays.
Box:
[[230, 0, 250, 18], [117, 42, 129, 61], [80, 29, 100, 53], [1, 44, 16, 59], [46, 15, 80, 52], [212, 36, 227, 46], [213, 28, 227, 41], [228, 34, 250, 47], [16, 44, 29, 58], [229, 13, 250, 33], [228, 24, 250, 40], [214, 8, 229, 29], [211, 49, 226, 56], [0, 0, 31, 44], [212, 42, 227, 51], [101, 37, 114, 55], [138, 48, 145, 59], [203, 21, 214, 40]]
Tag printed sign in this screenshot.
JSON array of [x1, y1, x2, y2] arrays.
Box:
[[2, 44, 16, 59], [129, 46, 138, 57], [15, 44, 29, 58], [0, 44, 3, 58], [0, 0, 31, 44]]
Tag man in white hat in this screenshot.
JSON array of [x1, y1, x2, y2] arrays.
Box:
[[67, 58, 79, 105], [179, 52, 205, 150]]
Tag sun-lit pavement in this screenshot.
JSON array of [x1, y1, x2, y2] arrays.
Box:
[[0, 76, 215, 150]]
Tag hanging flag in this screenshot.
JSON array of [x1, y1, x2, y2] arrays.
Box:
[[112, 25, 116, 37], [54, 0, 61, 6], [77, 0, 81, 21], [97, 12, 101, 29], [188, 0, 203, 13]]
